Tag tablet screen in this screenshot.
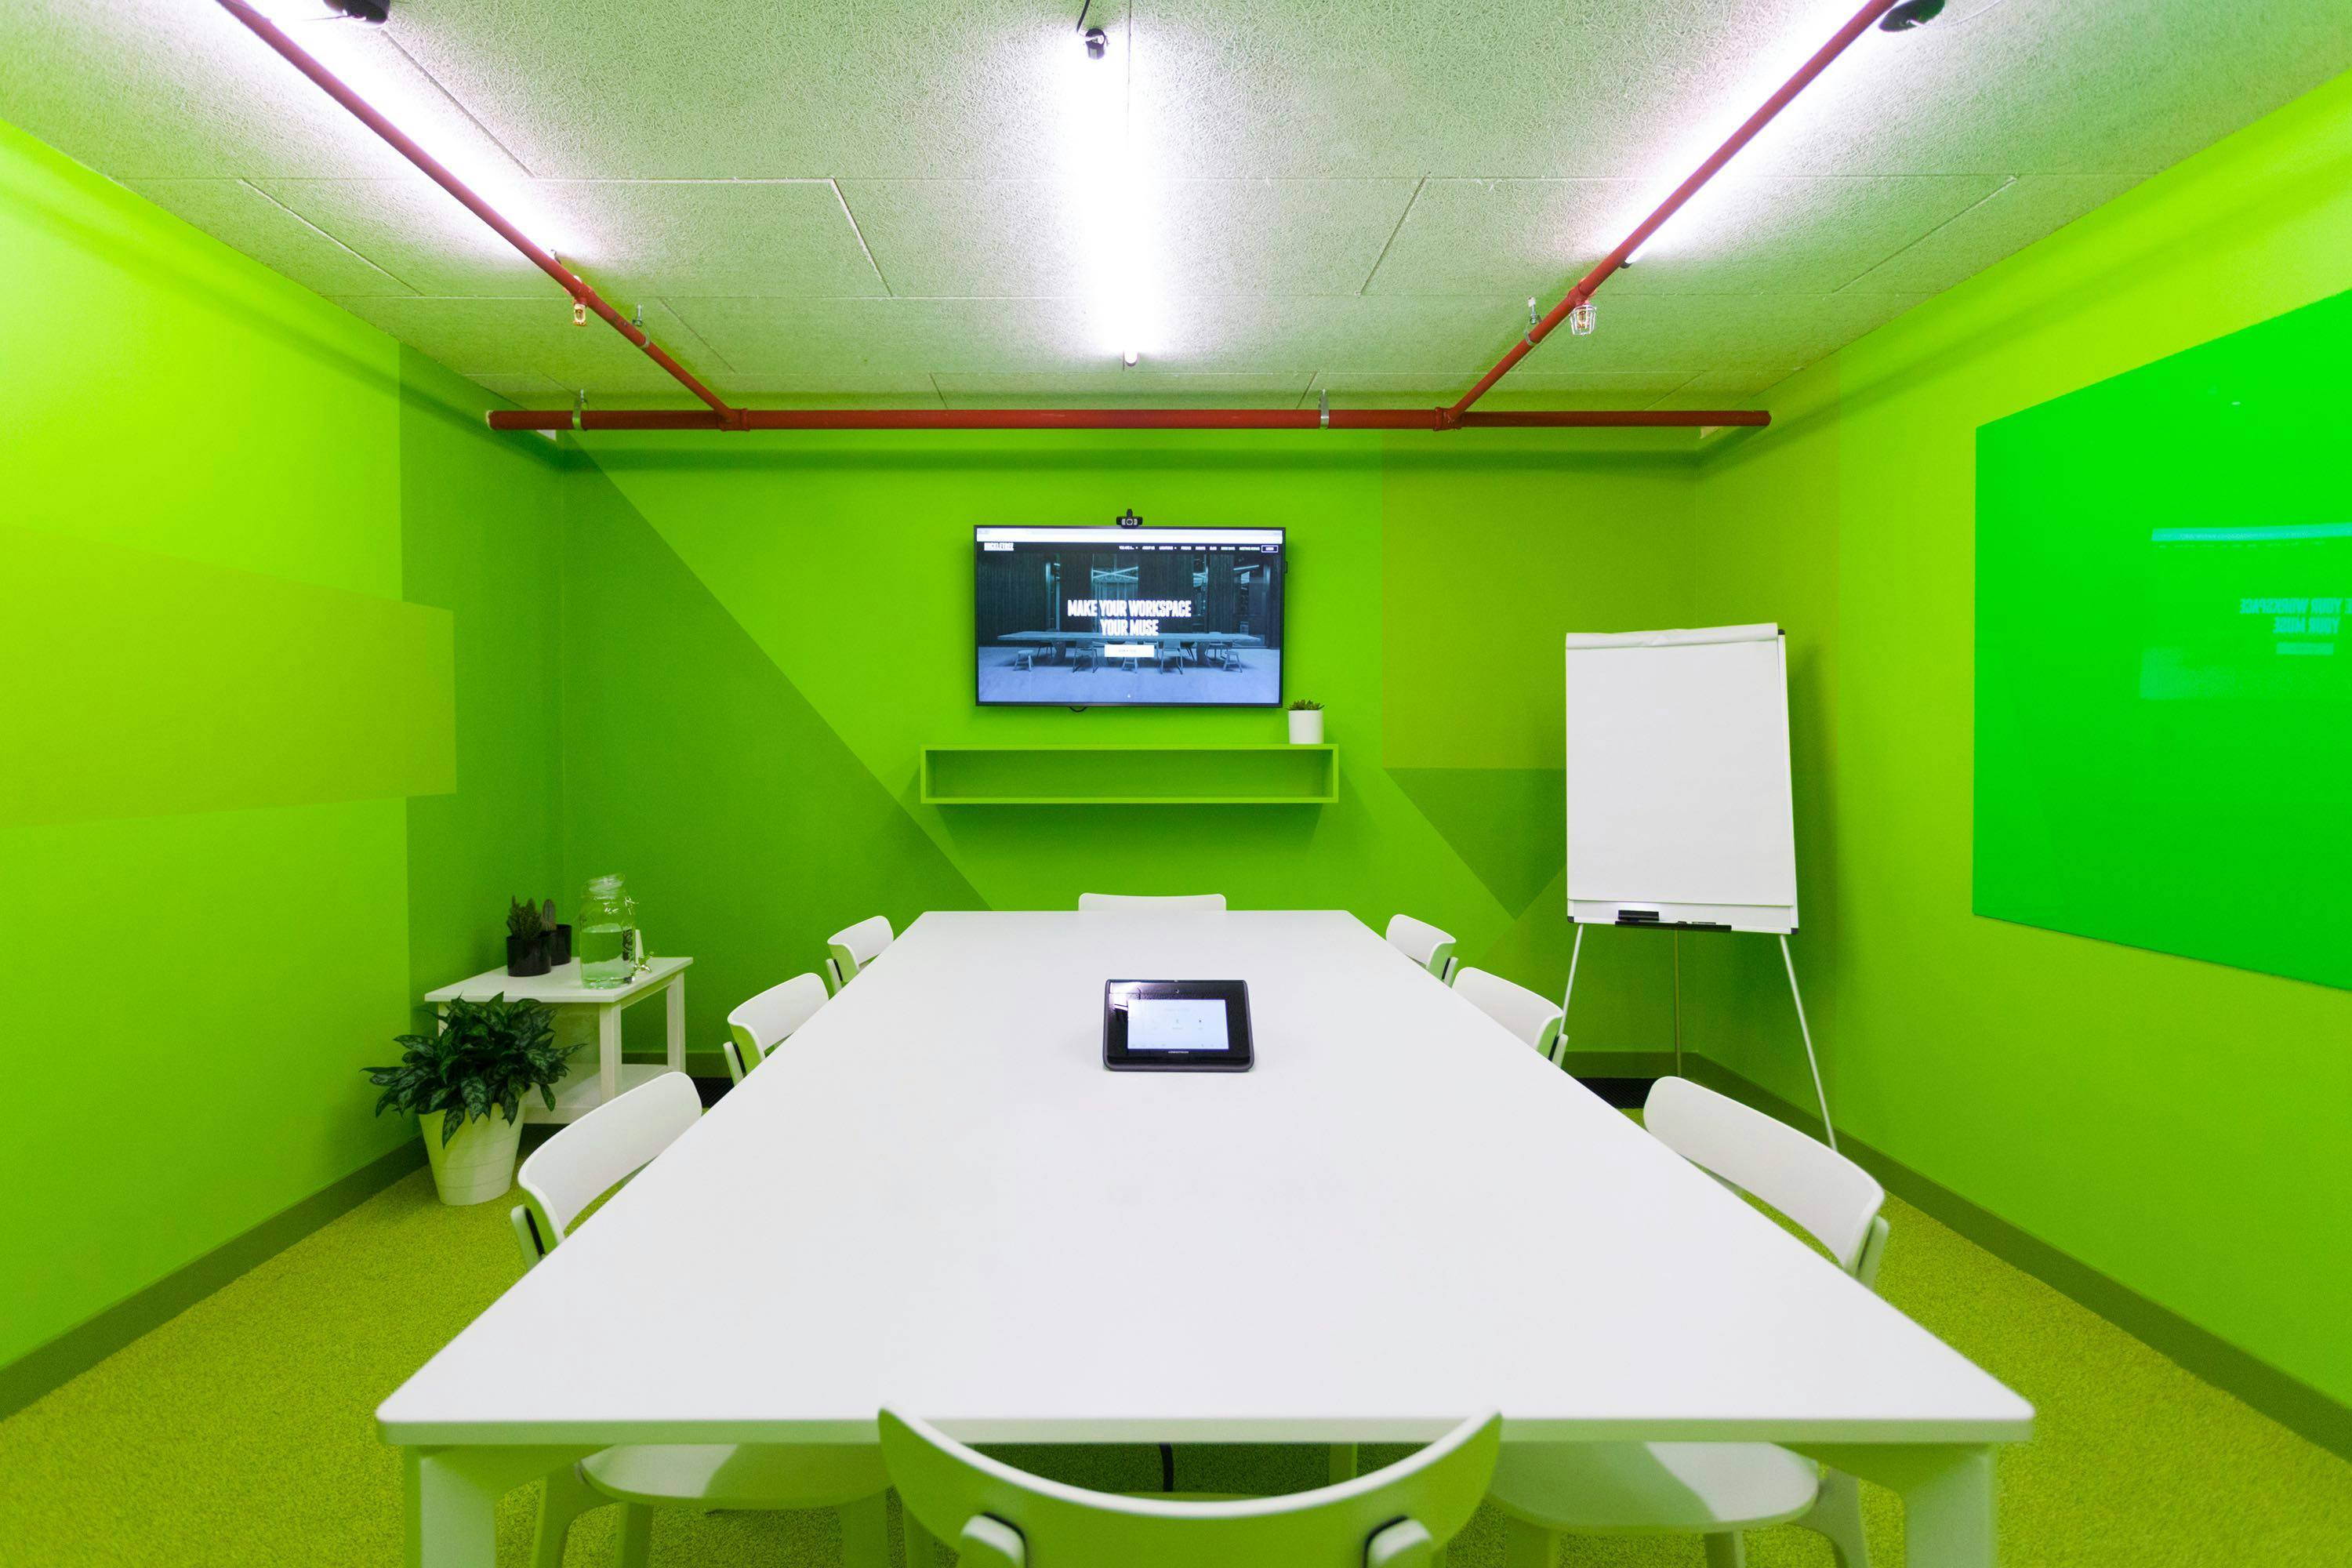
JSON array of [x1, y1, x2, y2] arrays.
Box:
[[1126, 996, 1229, 1051], [1102, 978, 1253, 1071]]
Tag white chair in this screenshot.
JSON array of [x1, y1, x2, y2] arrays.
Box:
[[825, 914, 895, 994], [510, 1071, 704, 1265], [1384, 913, 1457, 982], [1486, 1076, 1887, 1568], [720, 972, 829, 1084], [882, 1406, 1500, 1567], [513, 1073, 898, 1568], [1450, 967, 1563, 1063], [1076, 892, 1228, 910]]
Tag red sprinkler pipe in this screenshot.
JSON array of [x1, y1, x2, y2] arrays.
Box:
[[485, 407, 1769, 433], [213, 0, 738, 423], [1443, 0, 1898, 424]]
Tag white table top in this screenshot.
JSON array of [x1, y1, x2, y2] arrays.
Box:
[[380, 911, 2030, 1448], [423, 954, 691, 1006]]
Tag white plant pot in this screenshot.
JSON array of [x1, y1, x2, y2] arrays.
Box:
[[420, 1109, 525, 1207], [1287, 709, 1324, 744]]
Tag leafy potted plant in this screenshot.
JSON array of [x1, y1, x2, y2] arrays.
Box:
[[365, 996, 578, 1205], [1287, 697, 1325, 745], [506, 896, 550, 977]]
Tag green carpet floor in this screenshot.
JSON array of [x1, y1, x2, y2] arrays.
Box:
[[4, 1149, 2348, 1566]]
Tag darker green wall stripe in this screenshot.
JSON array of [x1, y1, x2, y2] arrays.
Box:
[[0, 1140, 424, 1422], [1671, 1054, 2352, 1461]]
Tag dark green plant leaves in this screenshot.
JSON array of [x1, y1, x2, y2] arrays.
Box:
[[362, 994, 579, 1134]]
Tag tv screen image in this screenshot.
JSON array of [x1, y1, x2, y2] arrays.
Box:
[[975, 526, 1286, 706]]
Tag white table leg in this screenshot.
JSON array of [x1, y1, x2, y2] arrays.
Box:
[[598, 1004, 622, 1105], [1791, 1443, 1998, 1568], [405, 1446, 589, 1568], [665, 974, 687, 1075]]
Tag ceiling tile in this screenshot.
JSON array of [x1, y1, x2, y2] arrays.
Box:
[[260, 178, 545, 297], [467, 372, 572, 404], [1309, 368, 1700, 410], [1836, 172, 2144, 294], [933, 372, 1314, 408], [120, 179, 414, 297], [329, 296, 734, 395], [1368, 175, 2008, 299], [389, 1, 1081, 180], [1733, 0, 2352, 179], [262, 176, 887, 300], [0, 2, 541, 181], [670, 296, 1105, 377], [555, 181, 887, 299], [841, 177, 1418, 298]]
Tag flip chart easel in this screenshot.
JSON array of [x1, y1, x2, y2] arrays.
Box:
[[1560, 625, 1835, 1148]]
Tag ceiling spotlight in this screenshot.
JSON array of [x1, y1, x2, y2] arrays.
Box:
[[1083, 26, 1109, 60], [1879, 0, 1944, 31], [1123, 348, 1140, 366]]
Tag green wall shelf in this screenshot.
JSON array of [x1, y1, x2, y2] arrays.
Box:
[[920, 745, 1338, 806]]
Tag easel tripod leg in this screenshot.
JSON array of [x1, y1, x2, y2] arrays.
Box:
[[1780, 934, 1835, 1151]]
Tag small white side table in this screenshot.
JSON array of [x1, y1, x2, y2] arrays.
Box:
[[423, 956, 694, 1123]]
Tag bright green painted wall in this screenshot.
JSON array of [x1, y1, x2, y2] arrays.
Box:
[[562, 430, 1697, 1061], [1, 122, 562, 1372], [398, 350, 567, 1013], [1684, 73, 2352, 1408]]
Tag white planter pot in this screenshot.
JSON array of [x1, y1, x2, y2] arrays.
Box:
[[420, 1109, 524, 1207], [1287, 709, 1324, 744]]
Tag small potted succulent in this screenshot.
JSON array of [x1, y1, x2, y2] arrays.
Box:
[[1286, 697, 1325, 745], [506, 896, 550, 977], [365, 996, 579, 1205]]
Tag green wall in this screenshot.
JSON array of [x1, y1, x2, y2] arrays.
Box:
[[0, 121, 563, 1376], [1682, 73, 2352, 1411], [557, 430, 1700, 1065]]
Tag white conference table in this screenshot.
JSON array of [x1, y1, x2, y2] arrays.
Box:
[[380, 910, 2031, 1566]]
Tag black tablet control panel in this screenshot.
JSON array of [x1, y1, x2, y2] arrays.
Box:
[[1102, 979, 1254, 1072]]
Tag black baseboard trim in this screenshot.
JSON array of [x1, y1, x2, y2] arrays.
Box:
[[0, 1138, 426, 1422], [1644, 1054, 2352, 1461]]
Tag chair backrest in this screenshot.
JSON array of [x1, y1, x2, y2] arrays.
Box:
[[726, 972, 829, 1076], [1450, 967, 1563, 1062], [1384, 913, 1457, 979], [510, 1072, 701, 1268], [881, 1408, 1499, 1568], [1644, 1076, 1888, 1280], [1077, 893, 1229, 911], [825, 915, 895, 993]]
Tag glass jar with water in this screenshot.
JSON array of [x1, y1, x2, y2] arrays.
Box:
[[577, 873, 641, 989]]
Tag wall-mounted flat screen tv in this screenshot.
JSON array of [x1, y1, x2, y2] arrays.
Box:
[[975, 526, 1286, 706]]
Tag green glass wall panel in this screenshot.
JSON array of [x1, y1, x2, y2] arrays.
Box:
[[1976, 290, 2352, 989]]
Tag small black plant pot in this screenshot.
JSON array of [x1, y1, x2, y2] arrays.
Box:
[[506, 933, 551, 978], [546, 924, 572, 966]]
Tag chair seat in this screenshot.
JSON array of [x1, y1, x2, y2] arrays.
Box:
[[582, 1443, 891, 1512], [1487, 1441, 1817, 1534]]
